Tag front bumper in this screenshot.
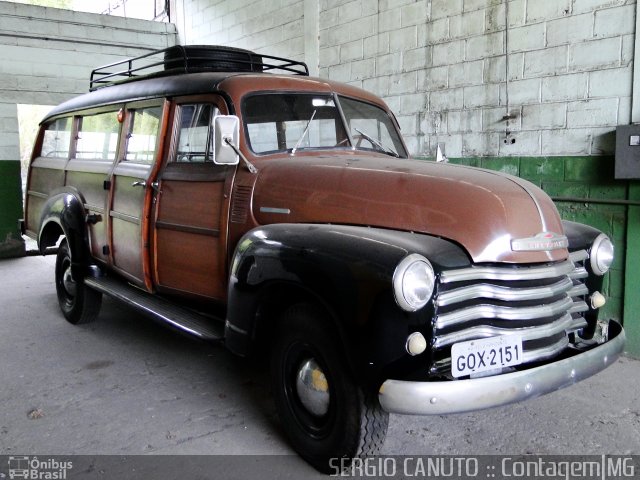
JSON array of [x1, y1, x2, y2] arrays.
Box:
[[378, 320, 625, 415]]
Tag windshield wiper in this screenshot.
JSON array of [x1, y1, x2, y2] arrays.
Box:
[[354, 128, 399, 157], [291, 110, 317, 155]]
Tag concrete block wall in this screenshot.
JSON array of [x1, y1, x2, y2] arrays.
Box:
[[0, 1, 177, 107], [0, 1, 177, 258], [176, 0, 634, 157], [0, 103, 22, 258], [317, 0, 635, 158], [175, 0, 306, 60]]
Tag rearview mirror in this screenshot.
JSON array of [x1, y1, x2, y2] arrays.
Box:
[[213, 115, 240, 166]]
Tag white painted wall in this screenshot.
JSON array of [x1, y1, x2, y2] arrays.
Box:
[[0, 0, 177, 161], [176, 0, 636, 158], [174, 0, 306, 60]]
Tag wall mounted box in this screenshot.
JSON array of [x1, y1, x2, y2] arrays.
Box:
[[615, 125, 640, 179]]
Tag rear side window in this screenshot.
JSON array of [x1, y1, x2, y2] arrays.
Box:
[[41, 117, 72, 158], [76, 111, 120, 160], [125, 106, 163, 163], [175, 104, 219, 162]]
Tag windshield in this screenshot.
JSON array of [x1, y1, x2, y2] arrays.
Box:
[[339, 96, 406, 157], [243, 93, 407, 157]]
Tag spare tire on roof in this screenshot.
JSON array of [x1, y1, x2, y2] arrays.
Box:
[[163, 45, 263, 72]]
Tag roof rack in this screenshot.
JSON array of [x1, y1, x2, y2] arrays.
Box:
[[89, 45, 309, 91]]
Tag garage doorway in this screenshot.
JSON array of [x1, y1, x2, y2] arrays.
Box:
[[17, 104, 54, 202]]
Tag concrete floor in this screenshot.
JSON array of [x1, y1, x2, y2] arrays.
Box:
[[1, 255, 639, 477]]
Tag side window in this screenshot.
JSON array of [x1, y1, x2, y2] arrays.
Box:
[[76, 111, 120, 160], [175, 104, 219, 162], [125, 106, 163, 163], [41, 117, 72, 158]]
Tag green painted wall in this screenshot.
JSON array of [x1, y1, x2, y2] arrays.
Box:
[[0, 160, 25, 259], [420, 155, 637, 356], [624, 184, 640, 358]]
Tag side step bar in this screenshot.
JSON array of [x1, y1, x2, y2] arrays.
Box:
[[84, 276, 225, 342]]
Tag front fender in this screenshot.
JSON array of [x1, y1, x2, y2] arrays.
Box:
[[225, 223, 470, 388]]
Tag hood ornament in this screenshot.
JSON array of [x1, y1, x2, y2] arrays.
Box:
[[511, 232, 569, 252]]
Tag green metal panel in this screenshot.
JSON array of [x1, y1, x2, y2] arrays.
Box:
[[624, 183, 640, 358], [0, 160, 25, 259]]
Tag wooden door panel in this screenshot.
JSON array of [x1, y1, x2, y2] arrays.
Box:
[[156, 180, 222, 230], [111, 217, 143, 279], [110, 163, 150, 285], [155, 229, 224, 298], [153, 178, 226, 299]]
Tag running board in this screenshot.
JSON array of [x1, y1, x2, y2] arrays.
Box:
[[84, 276, 225, 342]]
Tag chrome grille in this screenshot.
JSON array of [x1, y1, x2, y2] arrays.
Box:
[[431, 250, 590, 376]]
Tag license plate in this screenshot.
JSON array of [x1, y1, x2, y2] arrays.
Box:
[[451, 335, 523, 378]]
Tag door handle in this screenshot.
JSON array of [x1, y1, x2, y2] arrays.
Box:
[[132, 180, 160, 193]]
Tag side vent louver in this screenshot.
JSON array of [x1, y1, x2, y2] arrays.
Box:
[[231, 185, 252, 224]]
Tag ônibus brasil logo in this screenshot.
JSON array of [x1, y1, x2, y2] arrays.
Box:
[[7, 456, 72, 480]]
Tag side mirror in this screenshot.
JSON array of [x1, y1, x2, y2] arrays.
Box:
[[213, 115, 240, 166]]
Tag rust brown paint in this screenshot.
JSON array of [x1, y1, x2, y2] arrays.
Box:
[[218, 74, 568, 265], [250, 154, 567, 264]]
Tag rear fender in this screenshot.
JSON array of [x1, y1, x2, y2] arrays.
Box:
[[38, 188, 91, 274]]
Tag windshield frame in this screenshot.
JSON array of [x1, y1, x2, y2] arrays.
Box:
[[337, 94, 408, 158], [241, 91, 408, 158]]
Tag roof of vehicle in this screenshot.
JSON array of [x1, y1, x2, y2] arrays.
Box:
[[43, 71, 386, 123], [45, 44, 317, 122], [44, 71, 234, 121]]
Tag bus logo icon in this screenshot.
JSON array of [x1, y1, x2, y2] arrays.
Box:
[[7, 457, 29, 480]]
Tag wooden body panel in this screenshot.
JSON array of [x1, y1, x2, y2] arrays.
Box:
[[65, 161, 112, 261], [109, 163, 151, 285], [152, 167, 232, 300]]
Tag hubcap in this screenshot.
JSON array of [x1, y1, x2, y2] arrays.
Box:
[[62, 266, 76, 297], [295, 358, 330, 417]]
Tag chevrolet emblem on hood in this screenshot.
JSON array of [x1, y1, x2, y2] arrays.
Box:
[[511, 232, 569, 252]]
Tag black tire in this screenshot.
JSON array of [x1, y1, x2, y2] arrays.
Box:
[[163, 45, 263, 72], [55, 239, 102, 325], [271, 304, 389, 473]]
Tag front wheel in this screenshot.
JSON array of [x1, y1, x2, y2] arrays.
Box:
[[271, 304, 389, 473], [55, 239, 102, 325]]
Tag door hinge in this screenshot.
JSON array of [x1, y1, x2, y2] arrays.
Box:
[[103, 180, 111, 190], [102, 245, 110, 255]]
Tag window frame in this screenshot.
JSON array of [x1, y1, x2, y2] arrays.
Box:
[[241, 91, 351, 156], [74, 109, 122, 162], [337, 94, 408, 159], [122, 100, 165, 165], [40, 116, 74, 159], [165, 94, 229, 167]]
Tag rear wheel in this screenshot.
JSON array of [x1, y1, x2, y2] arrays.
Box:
[[270, 304, 389, 473], [55, 239, 102, 325]]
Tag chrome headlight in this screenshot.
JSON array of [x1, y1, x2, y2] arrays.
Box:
[[590, 234, 614, 276], [393, 254, 435, 312]]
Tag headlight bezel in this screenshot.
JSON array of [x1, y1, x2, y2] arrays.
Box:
[[590, 233, 614, 276], [393, 253, 436, 312]]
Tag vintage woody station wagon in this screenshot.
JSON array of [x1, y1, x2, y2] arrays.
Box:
[[23, 46, 625, 471]]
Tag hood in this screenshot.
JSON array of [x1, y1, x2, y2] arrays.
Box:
[[252, 155, 568, 264]]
